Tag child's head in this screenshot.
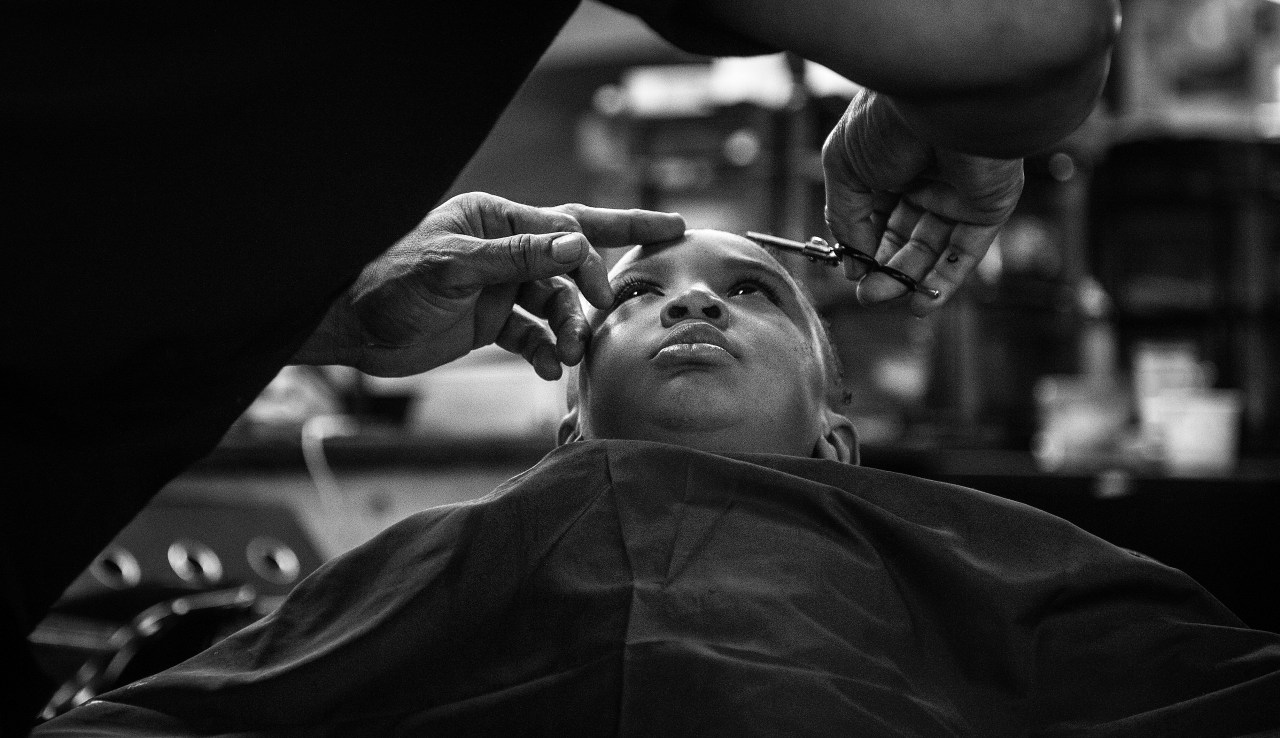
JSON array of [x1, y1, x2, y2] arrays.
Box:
[[559, 229, 857, 462]]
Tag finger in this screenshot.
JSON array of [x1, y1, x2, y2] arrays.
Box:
[[876, 200, 924, 262], [472, 283, 520, 348], [495, 307, 563, 381], [518, 277, 590, 366], [822, 130, 877, 267], [890, 210, 953, 274], [908, 221, 1001, 316], [439, 231, 597, 291], [429, 194, 614, 292], [449, 192, 584, 237], [854, 200, 925, 304], [839, 217, 879, 281], [859, 210, 951, 305], [463, 195, 682, 251], [565, 239, 614, 310], [834, 193, 896, 281], [551, 204, 685, 248]]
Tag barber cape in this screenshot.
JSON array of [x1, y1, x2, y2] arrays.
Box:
[[37, 441, 1280, 737]]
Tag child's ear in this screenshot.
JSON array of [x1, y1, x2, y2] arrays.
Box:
[[813, 408, 859, 464], [557, 406, 584, 447]]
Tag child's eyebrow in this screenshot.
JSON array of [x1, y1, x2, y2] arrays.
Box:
[[608, 254, 799, 301], [719, 255, 802, 297]]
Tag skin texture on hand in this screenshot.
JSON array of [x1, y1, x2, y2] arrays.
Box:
[[291, 192, 685, 378], [823, 90, 1025, 315]]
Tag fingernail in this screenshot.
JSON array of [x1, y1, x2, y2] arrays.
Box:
[[856, 273, 907, 304], [552, 234, 583, 263]]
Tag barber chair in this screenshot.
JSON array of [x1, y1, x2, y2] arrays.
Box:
[[28, 484, 324, 719]]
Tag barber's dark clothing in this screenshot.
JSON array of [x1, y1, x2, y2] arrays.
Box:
[[37, 442, 1280, 736], [1, 1, 766, 727]]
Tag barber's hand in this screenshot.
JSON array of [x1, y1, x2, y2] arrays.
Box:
[[296, 192, 684, 379], [823, 89, 1024, 315]]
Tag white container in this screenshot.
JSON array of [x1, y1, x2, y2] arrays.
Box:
[[1131, 340, 1213, 437], [1147, 388, 1243, 477]]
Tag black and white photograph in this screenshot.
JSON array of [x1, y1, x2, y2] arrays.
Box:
[[5, 0, 1280, 735]]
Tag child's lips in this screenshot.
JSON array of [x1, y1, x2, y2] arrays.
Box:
[[652, 342, 734, 365], [651, 322, 738, 364]]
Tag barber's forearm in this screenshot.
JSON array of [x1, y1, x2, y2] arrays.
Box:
[[696, 0, 1119, 156]]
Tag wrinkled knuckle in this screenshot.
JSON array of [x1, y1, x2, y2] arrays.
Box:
[[543, 275, 571, 298], [452, 191, 486, 210], [881, 230, 909, 251], [419, 251, 460, 284], [998, 167, 1026, 197], [550, 204, 586, 230], [909, 235, 945, 257], [506, 233, 539, 273]]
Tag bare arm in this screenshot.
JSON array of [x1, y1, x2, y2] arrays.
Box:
[[694, 0, 1119, 157]]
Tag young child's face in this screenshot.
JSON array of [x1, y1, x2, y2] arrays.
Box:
[[574, 230, 833, 456]]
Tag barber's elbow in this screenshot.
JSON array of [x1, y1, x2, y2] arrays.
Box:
[[931, 0, 1120, 158], [1018, 0, 1121, 151]]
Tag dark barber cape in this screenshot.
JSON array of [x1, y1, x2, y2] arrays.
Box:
[[37, 442, 1280, 737]]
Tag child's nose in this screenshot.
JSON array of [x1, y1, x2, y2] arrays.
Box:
[[662, 288, 728, 328]]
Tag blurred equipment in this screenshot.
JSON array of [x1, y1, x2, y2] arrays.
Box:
[[1144, 386, 1245, 476], [28, 486, 324, 716], [1033, 375, 1134, 472], [1111, 0, 1280, 137], [1130, 340, 1245, 475], [404, 346, 565, 444], [38, 586, 258, 720], [1090, 138, 1280, 457], [578, 53, 839, 237]]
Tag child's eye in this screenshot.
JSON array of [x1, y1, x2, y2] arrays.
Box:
[[611, 278, 661, 309], [728, 280, 780, 304]]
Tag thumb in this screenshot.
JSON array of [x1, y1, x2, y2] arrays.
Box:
[[458, 231, 589, 287]]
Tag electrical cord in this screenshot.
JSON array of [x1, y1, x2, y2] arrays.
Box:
[[300, 415, 358, 514]]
